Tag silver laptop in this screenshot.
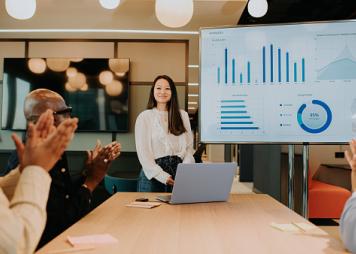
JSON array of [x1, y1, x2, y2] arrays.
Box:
[[157, 163, 237, 204]]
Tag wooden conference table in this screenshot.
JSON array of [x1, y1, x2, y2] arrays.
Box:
[[37, 193, 347, 254]]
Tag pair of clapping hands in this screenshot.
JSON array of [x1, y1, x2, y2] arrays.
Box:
[[83, 140, 121, 192], [12, 109, 78, 173]]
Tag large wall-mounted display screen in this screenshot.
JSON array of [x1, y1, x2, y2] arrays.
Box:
[[2, 58, 130, 132], [200, 20, 356, 143]]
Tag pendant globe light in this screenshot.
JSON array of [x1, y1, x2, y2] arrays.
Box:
[[247, 0, 268, 18], [5, 0, 36, 20], [99, 0, 120, 10], [99, 71, 114, 86], [28, 58, 46, 74], [155, 0, 194, 28], [106, 80, 123, 96]]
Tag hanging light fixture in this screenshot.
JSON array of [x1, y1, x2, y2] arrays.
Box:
[[70, 58, 83, 62], [68, 72, 86, 89], [99, 70, 114, 86], [247, 0, 268, 18], [105, 80, 123, 96], [155, 0, 194, 28], [66, 67, 78, 78], [5, 0, 36, 20], [47, 58, 70, 72], [65, 82, 77, 92], [80, 83, 89, 91], [109, 59, 129, 73], [99, 0, 120, 10], [28, 58, 46, 74]]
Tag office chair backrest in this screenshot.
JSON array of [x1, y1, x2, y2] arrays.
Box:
[[104, 175, 138, 194]]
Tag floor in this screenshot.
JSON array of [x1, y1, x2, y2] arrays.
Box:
[[230, 175, 254, 194]]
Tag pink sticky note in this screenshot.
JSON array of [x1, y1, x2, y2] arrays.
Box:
[[67, 234, 118, 247]]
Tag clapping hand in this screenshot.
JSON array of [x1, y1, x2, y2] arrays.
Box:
[[104, 141, 121, 162], [345, 139, 356, 172], [12, 109, 78, 172], [86, 140, 121, 165]]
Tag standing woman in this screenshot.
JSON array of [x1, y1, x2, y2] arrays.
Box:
[[135, 75, 195, 192]]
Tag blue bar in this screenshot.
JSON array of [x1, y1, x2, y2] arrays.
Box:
[[218, 67, 220, 84], [270, 44, 274, 83], [262, 46, 266, 83], [221, 111, 247, 114], [240, 73, 243, 84], [294, 62, 297, 82], [247, 61, 251, 83], [221, 122, 254, 124], [232, 58, 235, 83], [221, 105, 246, 108], [302, 58, 305, 82], [278, 48, 281, 82], [225, 48, 228, 84], [221, 127, 259, 130], [286, 52, 289, 82], [221, 116, 251, 119], [221, 100, 245, 103]]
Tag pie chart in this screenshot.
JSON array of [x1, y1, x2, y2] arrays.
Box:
[[297, 100, 332, 134]]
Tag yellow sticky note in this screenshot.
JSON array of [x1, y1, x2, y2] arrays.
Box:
[[292, 222, 317, 232]]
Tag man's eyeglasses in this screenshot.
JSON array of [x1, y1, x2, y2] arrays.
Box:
[[53, 107, 72, 117], [28, 107, 72, 123], [53, 107, 72, 124]]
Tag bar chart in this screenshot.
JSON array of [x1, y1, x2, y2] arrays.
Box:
[[217, 46, 306, 85], [218, 98, 262, 132]]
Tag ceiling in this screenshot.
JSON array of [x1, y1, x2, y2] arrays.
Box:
[[0, 0, 247, 32]]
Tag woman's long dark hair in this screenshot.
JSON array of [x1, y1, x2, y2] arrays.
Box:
[[147, 75, 186, 136]]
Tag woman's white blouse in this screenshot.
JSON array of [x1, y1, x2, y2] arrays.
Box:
[[135, 108, 195, 184]]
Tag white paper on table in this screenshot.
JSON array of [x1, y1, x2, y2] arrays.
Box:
[[67, 234, 118, 247], [270, 222, 300, 232]]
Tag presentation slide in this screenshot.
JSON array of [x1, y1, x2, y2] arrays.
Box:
[[200, 20, 356, 143]]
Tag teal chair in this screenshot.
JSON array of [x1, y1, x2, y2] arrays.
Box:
[[104, 175, 138, 194]]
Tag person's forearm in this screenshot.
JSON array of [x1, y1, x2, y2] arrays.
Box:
[[84, 178, 99, 192], [1, 166, 51, 254], [352, 171, 356, 192]]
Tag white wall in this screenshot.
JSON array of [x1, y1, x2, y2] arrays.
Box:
[[281, 144, 348, 176], [309, 145, 348, 176], [206, 144, 225, 162]]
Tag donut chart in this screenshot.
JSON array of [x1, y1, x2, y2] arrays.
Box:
[[297, 100, 332, 134]]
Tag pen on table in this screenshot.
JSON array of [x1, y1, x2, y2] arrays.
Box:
[[45, 245, 95, 254]]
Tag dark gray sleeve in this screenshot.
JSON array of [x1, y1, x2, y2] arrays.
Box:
[[1, 150, 19, 177]]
